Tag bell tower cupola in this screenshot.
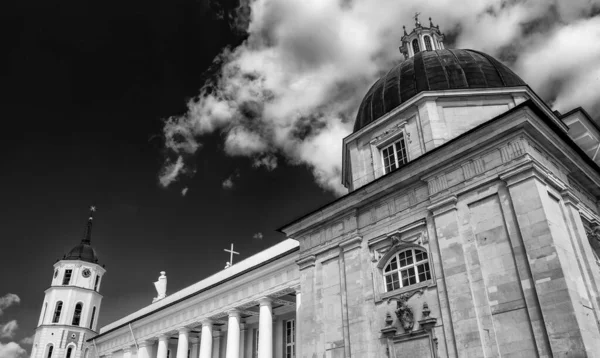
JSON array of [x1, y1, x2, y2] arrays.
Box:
[[30, 206, 106, 358], [399, 13, 445, 59]]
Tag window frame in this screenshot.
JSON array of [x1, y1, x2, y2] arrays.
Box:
[[284, 319, 296, 358], [89, 306, 96, 330], [65, 345, 75, 358], [94, 275, 100, 291], [382, 248, 432, 292], [381, 135, 408, 174], [72, 302, 83, 326], [62, 270, 72, 285], [46, 344, 54, 358], [52, 301, 63, 323], [412, 39, 420, 54], [424, 35, 433, 51]]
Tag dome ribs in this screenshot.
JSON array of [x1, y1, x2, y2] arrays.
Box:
[[473, 50, 526, 87], [371, 77, 386, 122], [468, 51, 504, 87], [438, 49, 467, 89], [413, 52, 429, 94], [353, 49, 527, 132], [383, 67, 401, 116], [452, 49, 487, 88], [423, 50, 449, 91], [399, 58, 416, 105]]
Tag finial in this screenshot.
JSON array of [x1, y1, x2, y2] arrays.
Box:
[[429, 17, 434, 28], [82, 205, 96, 244], [414, 12, 421, 27], [403, 25, 407, 36]]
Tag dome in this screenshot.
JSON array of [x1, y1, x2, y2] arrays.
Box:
[[354, 49, 526, 132], [64, 242, 99, 263]]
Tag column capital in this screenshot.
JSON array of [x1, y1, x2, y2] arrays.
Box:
[[178, 326, 190, 334], [122, 346, 132, 354], [258, 297, 273, 306], [158, 334, 170, 342], [227, 309, 241, 318], [201, 318, 213, 327], [138, 340, 152, 348]]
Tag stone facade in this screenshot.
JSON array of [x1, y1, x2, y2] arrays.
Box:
[[281, 99, 600, 358]]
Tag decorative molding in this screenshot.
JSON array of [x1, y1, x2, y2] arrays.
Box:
[[270, 297, 295, 307], [561, 189, 580, 207], [296, 255, 316, 270], [339, 236, 362, 252], [427, 196, 457, 216], [498, 161, 547, 187], [368, 219, 427, 247]]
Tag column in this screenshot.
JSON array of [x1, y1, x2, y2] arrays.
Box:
[[212, 330, 222, 358], [199, 320, 213, 358], [190, 336, 199, 358], [225, 310, 241, 358], [239, 323, 247, 358], [157, 335, 169, 358], [137, 341, 152, 358], [122, 347, 133, 358], [257, 298, 273, 358], [176, 327, 190, 358], [295, 287, 301, 358]]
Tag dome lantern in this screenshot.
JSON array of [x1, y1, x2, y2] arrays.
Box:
[[399, 13, 445, 59]]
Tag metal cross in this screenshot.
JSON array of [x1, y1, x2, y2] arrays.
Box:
[[414, 12, 421, 24], [224, 243, 239, 267]]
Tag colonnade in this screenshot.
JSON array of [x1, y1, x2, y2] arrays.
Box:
[[130, 297, 279, 358]]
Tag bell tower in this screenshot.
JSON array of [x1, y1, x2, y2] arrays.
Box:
[[30, 206, 106, 358]]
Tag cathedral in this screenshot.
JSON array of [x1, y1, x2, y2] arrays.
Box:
[[30, 17, 600, 358]]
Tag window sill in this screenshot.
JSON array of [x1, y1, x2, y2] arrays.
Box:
[[380, 280, 433, 301]]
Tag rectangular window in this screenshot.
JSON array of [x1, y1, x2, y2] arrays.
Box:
[[62, 270, 72, 285], [285, 319, 295, 358], [94, 275, 100, 291], [381, 136, 408, 174]]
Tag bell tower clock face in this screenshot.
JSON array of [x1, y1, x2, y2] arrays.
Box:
[[54, 269, 59, 278], [82, 268, 91, 278]]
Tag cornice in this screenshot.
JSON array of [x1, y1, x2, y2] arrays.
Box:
[[427, 196, 457, 217], [295, 255, 316, 271]]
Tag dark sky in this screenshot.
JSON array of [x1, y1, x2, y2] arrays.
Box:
[[0, 0, 335, 347]]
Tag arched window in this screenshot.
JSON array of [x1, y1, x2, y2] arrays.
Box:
[[72, 303, 83, 326], [424, 36, 433, 51], [383, 248, 431, 292], [412, 39, 420, 54], [46, 344, 54, 358], [89, 306, 96, 329], [65, 346, 73, 358], [52, 301, 63, 323]]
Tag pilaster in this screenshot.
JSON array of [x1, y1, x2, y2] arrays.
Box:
[[501, 163, 600, 356]]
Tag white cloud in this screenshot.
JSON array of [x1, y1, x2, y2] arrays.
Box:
[[160, 0, 600, 195], [222, 170, 241, 190], [0, 342, 27, 358], [19, 335, 35, 345], [0, 294, 20, 316], [222, 177, 235, 189], [0, 320, 18, 339], [252, 232, 263, 240], [181, 187, 189, 196]]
